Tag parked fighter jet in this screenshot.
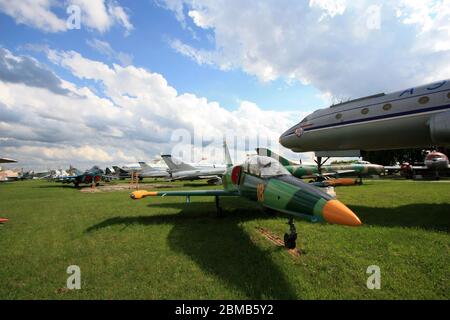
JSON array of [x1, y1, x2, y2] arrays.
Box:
[[138, 162, 170, 179], [131, 142, 361, 249], [256, 148, 383, 180], [57, 166, 108, 187], [161, 155, 226, 184], [280, 80, 450, 154], [385, 151, 449, 179]]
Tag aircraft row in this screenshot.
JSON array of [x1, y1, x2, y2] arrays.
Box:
[[2, 147, 449, 185]]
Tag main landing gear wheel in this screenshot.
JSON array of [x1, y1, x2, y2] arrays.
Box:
[[284, 217, 297, 249]]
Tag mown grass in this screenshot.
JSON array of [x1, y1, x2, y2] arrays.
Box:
[[0, 179, 448, 299]]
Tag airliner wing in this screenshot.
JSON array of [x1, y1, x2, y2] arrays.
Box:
[[0, 158, 17, 163]]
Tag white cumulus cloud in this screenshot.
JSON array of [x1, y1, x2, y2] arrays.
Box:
[[162, 0, 450, 98], [0, 0, 133, 34], [0, 48, 302, 169]]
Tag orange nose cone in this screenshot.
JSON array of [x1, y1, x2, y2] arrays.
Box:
[[323, 199, 362, 226]]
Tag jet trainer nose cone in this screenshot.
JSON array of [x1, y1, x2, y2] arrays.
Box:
[[322, 199, 362, 226]]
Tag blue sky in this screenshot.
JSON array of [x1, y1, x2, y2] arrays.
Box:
[[0, 1, 326, 113], [0, 0, 448, 169]]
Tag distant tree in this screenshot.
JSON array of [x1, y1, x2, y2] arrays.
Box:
[[361, 148, 428, 165]]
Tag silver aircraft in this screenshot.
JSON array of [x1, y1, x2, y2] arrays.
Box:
[[161, 155, 226, 184], [138, 162, 170, 179], [280, 80, 450, 154]]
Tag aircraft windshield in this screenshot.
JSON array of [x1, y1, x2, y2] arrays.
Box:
[[244, 156, 290, 177]]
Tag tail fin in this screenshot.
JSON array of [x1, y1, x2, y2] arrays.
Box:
[[256, 148, 296, 166], [112, 165, 128, 174], [138, 162, 155, 171], [161, 155, 196, 171], [223, 139, 233, 167]]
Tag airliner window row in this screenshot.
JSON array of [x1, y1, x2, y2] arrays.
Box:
[[331, 93, 449, 120], [305, 86, 450, 123]]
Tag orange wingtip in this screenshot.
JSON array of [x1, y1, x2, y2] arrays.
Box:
[[130, 190, 158, 199]]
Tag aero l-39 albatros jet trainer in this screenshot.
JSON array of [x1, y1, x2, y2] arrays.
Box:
[[131, 142, 361, 249], [280, 80, 450, 154], [256, 148, 384, 179]]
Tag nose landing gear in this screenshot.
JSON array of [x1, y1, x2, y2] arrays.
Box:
[[284, 217, 297, 249]]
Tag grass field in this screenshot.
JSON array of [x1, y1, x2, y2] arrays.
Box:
[[0, 179, 449, 299]]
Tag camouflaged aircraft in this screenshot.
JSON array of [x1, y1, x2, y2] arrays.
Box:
[[131, 142, 361, 249], [57, 166, 110, 187], [256, 148, 384, 180]]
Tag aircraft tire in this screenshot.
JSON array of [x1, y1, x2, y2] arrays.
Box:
[[284, 233, 297, 249]]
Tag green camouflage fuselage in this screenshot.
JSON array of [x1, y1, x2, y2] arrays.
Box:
[[285, 163, 383, 178], [223, 166, 332, 222]]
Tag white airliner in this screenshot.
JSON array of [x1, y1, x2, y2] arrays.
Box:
[[280, 80, 450, 155]]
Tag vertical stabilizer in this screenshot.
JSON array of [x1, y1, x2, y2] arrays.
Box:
[[256, 148, 297, 166], [138, 162, 155, 171], [224, 139, 233, 167], [161, 155, 196, 171]]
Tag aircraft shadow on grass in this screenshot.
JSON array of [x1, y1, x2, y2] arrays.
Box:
[[35, 184, 82, 189], [351, 203, 450, 233], [86, 200, 299, 299], [85, 200, 449, 298]]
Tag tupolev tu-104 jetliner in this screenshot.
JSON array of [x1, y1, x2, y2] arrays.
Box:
[[280, 80, 450, 154]]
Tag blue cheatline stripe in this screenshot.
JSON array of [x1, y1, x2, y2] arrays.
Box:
[[308, 88, 450, 121], [301, 103, 450, 133]]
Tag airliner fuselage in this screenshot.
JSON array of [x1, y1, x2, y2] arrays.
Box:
[[280, 80, 450, 152]]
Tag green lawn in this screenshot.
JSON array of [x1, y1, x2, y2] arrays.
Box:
[[0, 179, 449, 299]]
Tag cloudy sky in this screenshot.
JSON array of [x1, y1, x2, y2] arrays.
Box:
[[0, 0, 449, 170]]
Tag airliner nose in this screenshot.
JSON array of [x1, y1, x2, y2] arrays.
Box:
[[322, 199, 362, 226], [279, 126, 298, 148]]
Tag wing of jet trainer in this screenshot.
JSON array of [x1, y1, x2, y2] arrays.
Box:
[[131, 189, 239, 199]]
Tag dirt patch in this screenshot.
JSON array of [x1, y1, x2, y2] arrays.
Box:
[[256, 227, 301, 258], [80, 183, 175, 193]]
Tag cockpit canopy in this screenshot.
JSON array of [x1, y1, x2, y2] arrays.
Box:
[[243, 155, 290, 178]]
